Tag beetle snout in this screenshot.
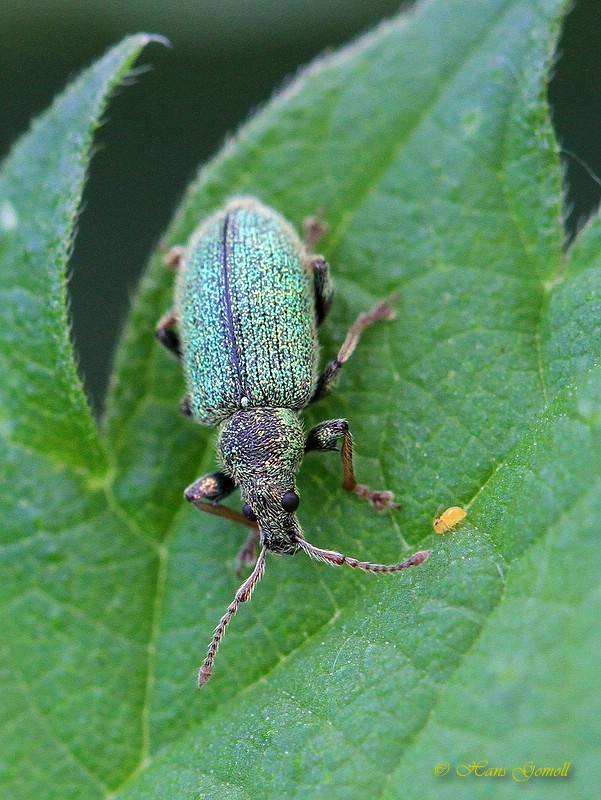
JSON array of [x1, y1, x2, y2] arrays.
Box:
[[253, 504, 303, 555]]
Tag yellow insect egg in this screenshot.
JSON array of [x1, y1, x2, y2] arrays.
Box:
[[433, 505, 466, 534]]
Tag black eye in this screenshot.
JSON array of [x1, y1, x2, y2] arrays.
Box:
[[281, 491, 300, 513], [242, 503, 257, 522]]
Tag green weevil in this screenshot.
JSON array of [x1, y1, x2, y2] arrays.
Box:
[[157, 197, 429, 685]]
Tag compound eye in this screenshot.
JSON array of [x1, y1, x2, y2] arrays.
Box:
[[281, 491, 300, 513], [242, 503, 257, 522]]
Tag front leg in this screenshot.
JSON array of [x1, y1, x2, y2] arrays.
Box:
[[184, 471, 260, 570], [185, 470, 252, 526], [305, 419, 399, 511]]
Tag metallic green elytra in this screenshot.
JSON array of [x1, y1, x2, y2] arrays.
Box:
[[157, 197, 429, 686], [176, 199, 317, 424]]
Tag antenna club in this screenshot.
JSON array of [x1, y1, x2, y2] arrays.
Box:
[[198, 666, 212, 687], [410, 550, 431, 566]]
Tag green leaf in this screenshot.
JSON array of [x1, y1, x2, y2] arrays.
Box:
[[0, 35, 163, 799], [2, 1, 599, 798]]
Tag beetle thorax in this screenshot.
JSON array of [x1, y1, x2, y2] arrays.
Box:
[[217, 408, 305, 553]]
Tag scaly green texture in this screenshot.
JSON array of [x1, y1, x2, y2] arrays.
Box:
[[175, 197, 317, 424], [1, 1, 600, 798]]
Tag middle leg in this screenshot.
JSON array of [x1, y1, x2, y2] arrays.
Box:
[[305, 419, 399, 511]]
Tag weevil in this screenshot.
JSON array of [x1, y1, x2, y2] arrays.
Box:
[[433, 505, 466, 534], [157, 197, 429, 685]]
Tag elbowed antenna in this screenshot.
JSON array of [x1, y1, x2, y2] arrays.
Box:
[[198, 544, 268, 686], [294, 536, 430, 573]]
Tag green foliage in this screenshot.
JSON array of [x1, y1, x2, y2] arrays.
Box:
[[1, 2, 598, 798]]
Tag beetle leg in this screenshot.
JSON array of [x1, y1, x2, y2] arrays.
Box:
[[185, 472, 261, 574], [236, 528, 261, 575], [156, 310, 181, 359], [303, 211, 327, 248], [309, 256, 334, 326], [305, 419, 400, 511], [185, 470, 236, 505], [310, 296, 398, 402], [303, 209, 332, 324], [165, 245, 185, 270], [180, 395, 192, 416], [185, 471, 258, 528]]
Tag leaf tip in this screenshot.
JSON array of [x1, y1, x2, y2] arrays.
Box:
[[138, 33, 172, 49]]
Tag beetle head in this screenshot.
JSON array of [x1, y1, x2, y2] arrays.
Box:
[[218, 407, 305, 552]]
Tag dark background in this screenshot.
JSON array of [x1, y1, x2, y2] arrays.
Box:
[[1, 0, 600, 414]]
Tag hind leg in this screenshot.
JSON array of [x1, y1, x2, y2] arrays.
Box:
[[156, 310, 181, 359], [311, 296, 398, 403]]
